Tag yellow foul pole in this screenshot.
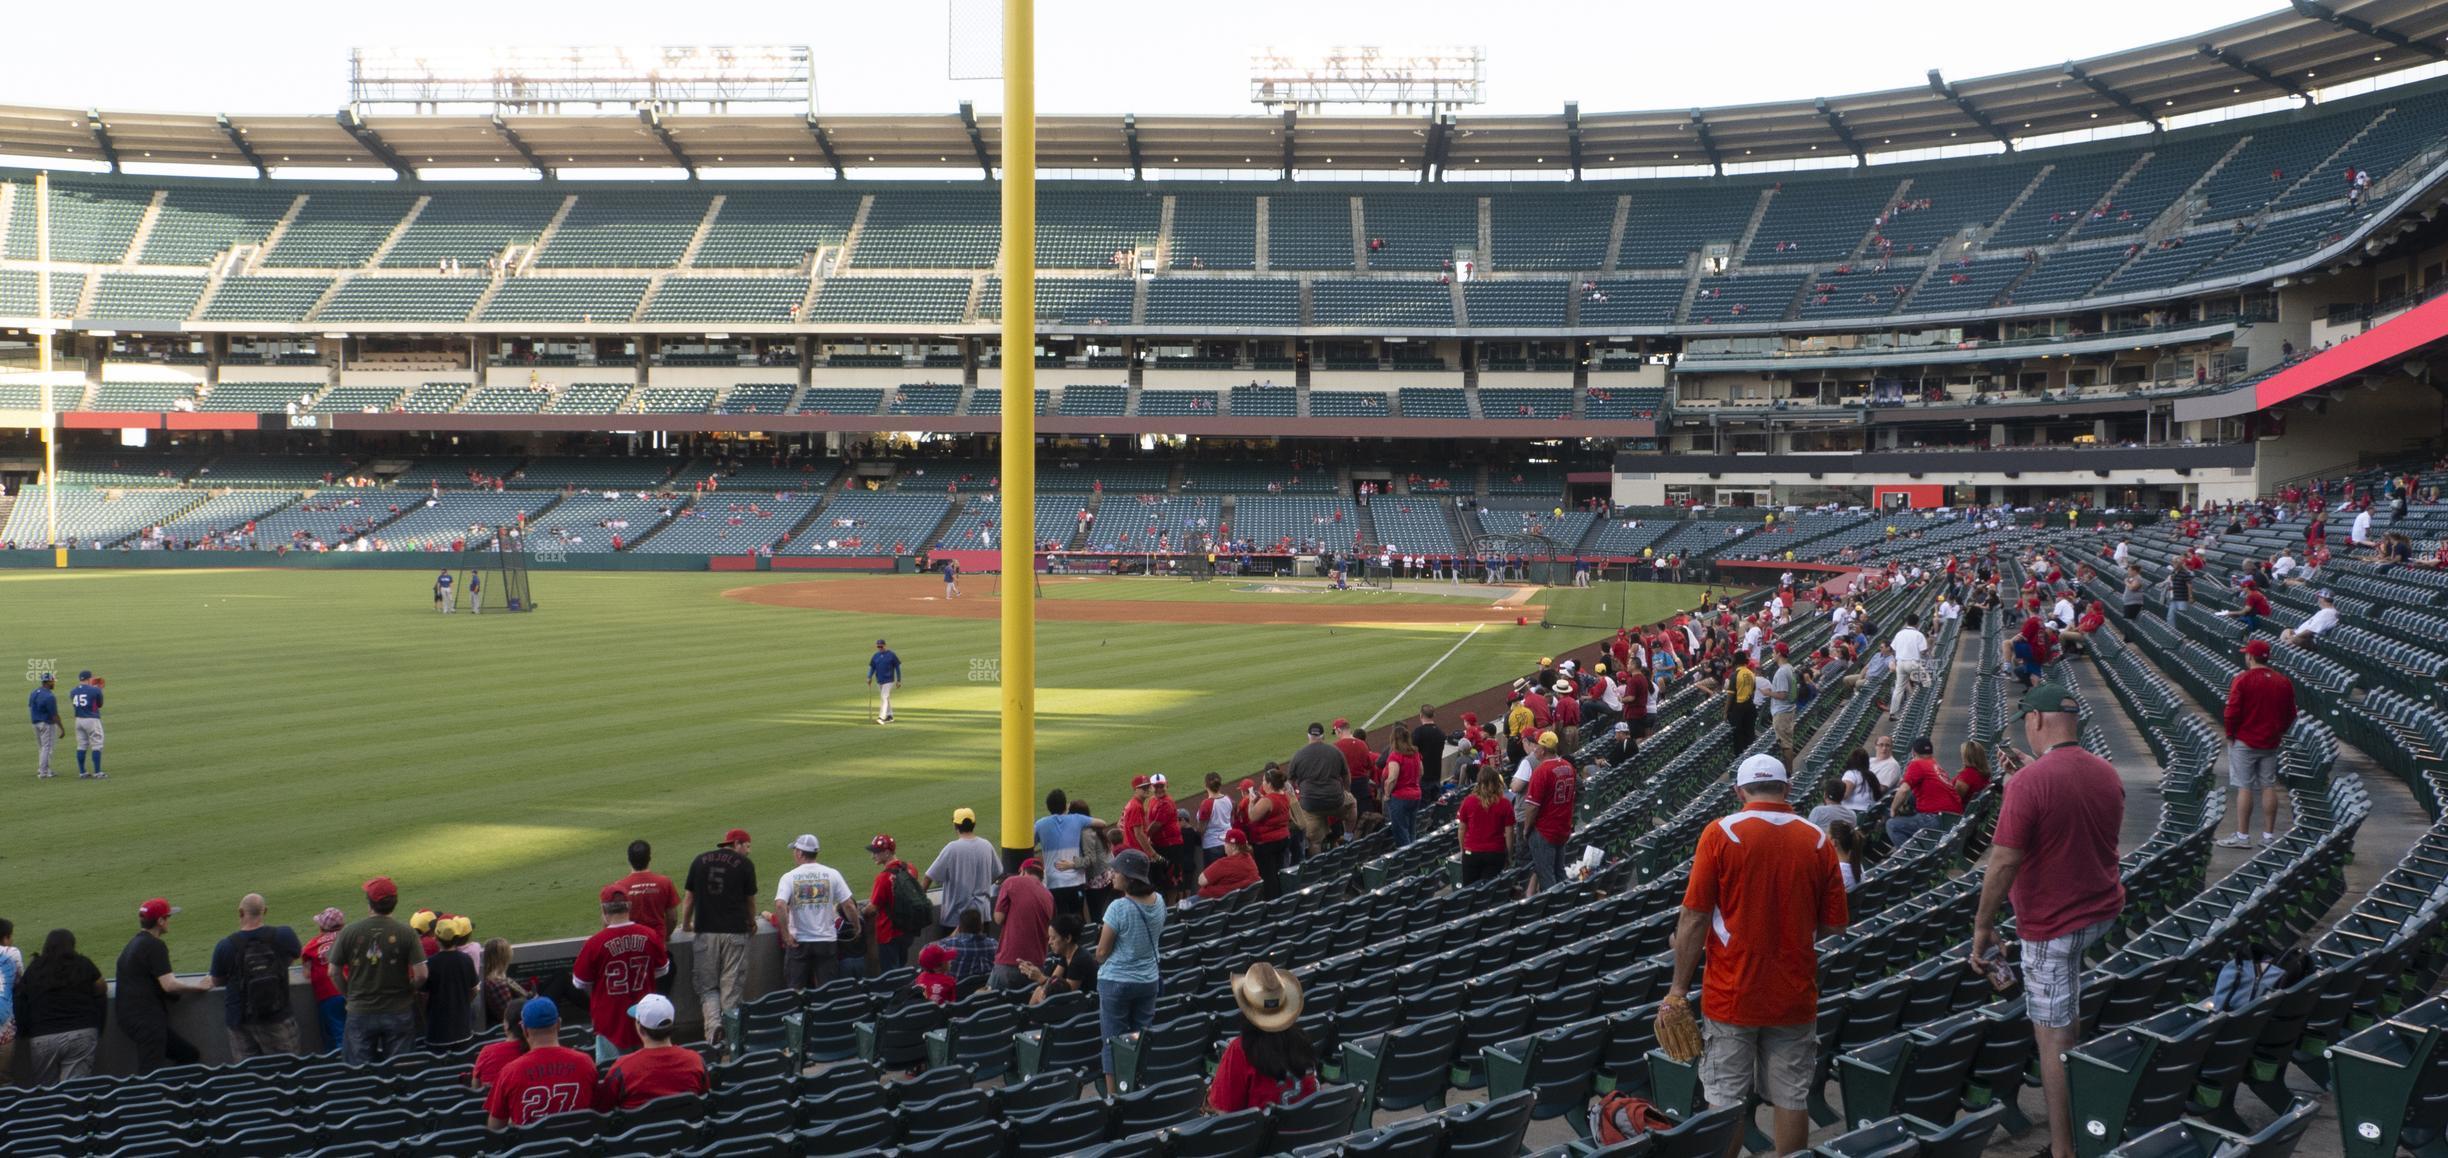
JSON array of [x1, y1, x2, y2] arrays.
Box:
[[36, 171, 60, 567], [997, 0, 1037, 868]]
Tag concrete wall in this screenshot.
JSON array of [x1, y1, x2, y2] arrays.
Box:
[[642, 366, 787, 390], [976, 366, 1127, 391], [481, 366, 637, 390], [2251, 373, 2445, 491], [1142, 368, 1276, 392], [100, 363, 206, 384], [212, 366, 328, 385]]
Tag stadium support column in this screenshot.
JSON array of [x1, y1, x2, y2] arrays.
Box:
[[36, 171, 60, 568], [998, 0, 1038, 873]]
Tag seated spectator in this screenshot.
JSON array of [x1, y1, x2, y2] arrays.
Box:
[[1206, 963, 1320, 1113], [2282, 589, 2340, 647], [1886, 738, 1963, 844], [1019, 914, 1096, 1004], [595, 994, 707, 1110], [1828, 818, 1868, 891], [485, 998, 599, 1131], [1192, 829, 1261, 903], [936, 908, 996, 982], [1807, 776, 1855, 832], [468, 1001, 528, 1091], [914, 943, 959, 1005]]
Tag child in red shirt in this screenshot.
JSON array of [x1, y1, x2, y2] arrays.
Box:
[[914, 943, 958, 1005]]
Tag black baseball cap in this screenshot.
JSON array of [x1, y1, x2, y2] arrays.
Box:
[[1307, 722, 1325, 737]]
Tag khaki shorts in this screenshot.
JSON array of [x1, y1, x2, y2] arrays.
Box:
[[75, 718, 104, 751], [1700, 1018, 1815, 1111], [1291, 793, 1356, 846], [2228, 742, 2281, 791]]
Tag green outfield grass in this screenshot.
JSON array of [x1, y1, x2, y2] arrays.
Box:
[[0, 569, 1704, 966]]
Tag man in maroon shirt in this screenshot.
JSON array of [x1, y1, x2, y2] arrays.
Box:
[[605, 840, 679, 942], [2220, 640, 2298, 847], [595, 994, 707, 1110], [485, 997, 600, 1131], [991, 858, 1056, 992], [1972, 683, 2125, 1158]]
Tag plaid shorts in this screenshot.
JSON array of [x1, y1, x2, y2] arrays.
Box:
[[2021, 918, 2114, 1028]]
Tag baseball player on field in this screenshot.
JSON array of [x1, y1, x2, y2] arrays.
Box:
[[28, 670, 61, 780], [469, 569, 485, 615], [69, 670, 104, 779], [867, 639, 903, 724], [434, 569, 454, 614]]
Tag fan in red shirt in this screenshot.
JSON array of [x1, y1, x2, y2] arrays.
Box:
[[571, 887, 671, 1062], [486, 997, 601, 1131], [1455, 767, 1517, 884], [467, 1013, 528, 1091], [1196, 829, 1262, 901], [864, 834, 921, 969], [1120, 778, 1154, 853], [605, 841, 679, 941], [1207, 964, 1321, 1113], [595, 994, 707, 1110], [914, 943, 959, 1004]]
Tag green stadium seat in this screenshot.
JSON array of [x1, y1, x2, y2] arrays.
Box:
[[694, 190, 861, 267], [479, 277, 649, 323], [641, 277, 806, 323], [382, 191, 561, 268], [537, 190, 708, 267], [89, 273, 206, 320], [316, 278, 485, 322]]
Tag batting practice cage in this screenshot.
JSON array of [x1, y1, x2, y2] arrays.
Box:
[[454, 526, 536, 612]]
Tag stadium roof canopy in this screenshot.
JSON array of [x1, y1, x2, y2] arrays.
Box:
[[3, 1, 2445, 178]]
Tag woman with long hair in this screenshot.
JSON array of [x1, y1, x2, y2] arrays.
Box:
[[1094, 849, 1167, 1096], [1828, 819, 1868, 891], [1381, 726, 1424, 848], [17, 928, 106, 1085], [1839, 747, 1884, 811], [1207, 962, 1320, 1112], [1076, 805, 1121, 918], [478, 937, 531, 1032], [1455, 765, 1517, 885]]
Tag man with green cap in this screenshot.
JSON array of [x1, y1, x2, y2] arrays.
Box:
[[1970, 682, 2125, 1158]]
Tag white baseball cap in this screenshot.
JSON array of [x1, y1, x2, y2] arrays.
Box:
[[629, 993, 676, 1030], [790, 833, 820, 854], [1735, 753, 1789, 786]]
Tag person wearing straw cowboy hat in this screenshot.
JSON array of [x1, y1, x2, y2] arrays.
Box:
[[1206, 962, 1320, 1113]]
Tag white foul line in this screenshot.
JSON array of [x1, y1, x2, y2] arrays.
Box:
[[1366, 623, 1485, 730]]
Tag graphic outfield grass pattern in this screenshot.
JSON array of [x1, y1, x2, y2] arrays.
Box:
[[0, 570, 1706, 966]]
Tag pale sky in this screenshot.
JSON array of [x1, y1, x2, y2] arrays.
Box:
[[2, 0, 2285, 117]]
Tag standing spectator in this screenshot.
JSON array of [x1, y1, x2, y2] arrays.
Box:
[[1764, 643, 1801, 769], [2221, 640, 2298, 847], [28, 670, 60, 780], [0, 919, 15, 1083], [330, 877, 426, 1066], [572, 888, 670, 1063], [1034, 790, 1096, 920], [207, 892, 303, 1059], [1120, 777, 1154, 854], [300, 907, 348, 1052], [922, 808, 1001, 934], [1287, 722, 1354, 852], [1094, 849, 1166, 1095], [1412, 706, 1447, 800], [2121, 567, 2147, 620], [1205, 963, 1320, 1112], [937, 908, 997, 982], [683, 828, 758, 1038], [1245, 768, 1293, 895], [422, 915, 479, 1049], [1889, 615, 1931, 715], [1380, 728, 1425, 847], [2165, 560, 2194, 626], [19, 928, 107, 1085], [1195, 773, 1236, 867], [1078, 817, 1121, 918], [773, 834, 859, 991], [485, 998, 599, 1132], [1725, 657, 1759, 749], [1456, 765, 1518, 885], [863, 835, 923, 970], [1971, 684, 2126, 1158], [1145, 777, 1195, 899], [991, 858, 1055, 991], [118, 898, 214, 1073], [1666, 754, 1849, 1157], [595, 993, 706, 1110], [1518, 733, 1579, 894], [607, 841, 678, 943], [478, 938, 531, 1033]]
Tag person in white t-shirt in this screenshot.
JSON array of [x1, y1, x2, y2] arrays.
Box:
[[2051, 596, 2077, 630], [1866, 733, 1904, 792], [2270, 551, 2296, 581], [773, 835, 859, 989], [2282, 589, 2340, 647], [1888, 616, 1931, 715], [2352, 506, 2375, 547]]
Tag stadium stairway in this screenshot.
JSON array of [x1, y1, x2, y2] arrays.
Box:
[[913, 498, 965, 556]]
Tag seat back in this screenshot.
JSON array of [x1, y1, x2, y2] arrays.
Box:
[[1263, 1084, 1368, 1152], [1439, 1090, 1539, 1158], [1009, 1098, 1114, 1158], [1649, 1104, 1749, 1158], [1160, 1106, 1268, 1157], [793, 1108, 899, 1156]]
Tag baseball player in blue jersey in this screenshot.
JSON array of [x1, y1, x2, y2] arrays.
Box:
[[435, 569, 454, 613], [867, 639, 902, 724], [69, 670, 104, 779], [469, 570, 484, 615], [29, 670, 60, 779]]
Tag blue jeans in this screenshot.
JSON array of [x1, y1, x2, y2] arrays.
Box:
[[1385, 797, 1420, 847], [1098, 978, 1160, 1076], [316, 995, 346, 1054], [341, 1010, 414, 1066], [1885, 811, 1952, 846], [878, 936, 911, 972], [2167, 599, 2188, 626]]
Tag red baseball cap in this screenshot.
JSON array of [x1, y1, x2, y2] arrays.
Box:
[[1236, 778, 1256, 792], [917, 943, 954, 970], [867, 833, 897, 853], [363, 877, 398, 902], [1019, 857, 1043, 874], [1331, 718, 1349, 729], [1225, 827, 1251, 846], [723, 828, 751, 846], [138, 898, 179, 921], [598, 884, 630, 906], [1773, 641, 1790, 656], [1131, 775, 1150, 790], [2242, 639, 2273, 660]]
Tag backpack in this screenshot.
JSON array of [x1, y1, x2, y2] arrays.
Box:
[[1591, 1092, 1675, 1144], [234, 931, 292, 1023], [887, 863, 933, 935]]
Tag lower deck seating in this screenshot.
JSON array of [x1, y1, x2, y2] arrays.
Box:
[[786, 492, 952, 556], [1311, 390, 1391, 418]]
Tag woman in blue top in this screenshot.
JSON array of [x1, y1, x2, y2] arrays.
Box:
[[1094, 848, 1165, 1094]]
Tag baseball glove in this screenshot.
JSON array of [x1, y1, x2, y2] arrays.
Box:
[[1654, 993, 1704, 1063]]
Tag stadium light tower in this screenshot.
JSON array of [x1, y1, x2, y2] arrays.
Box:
[[1249, 46, 1485, 115], [347, 46, 815, 115]]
